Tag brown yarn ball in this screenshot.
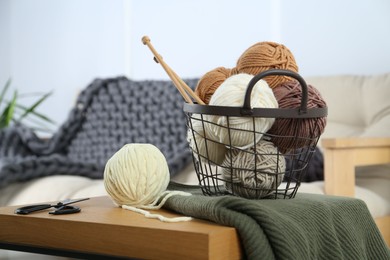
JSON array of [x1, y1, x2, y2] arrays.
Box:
[[195, 67, 232, 104], [236, 42, 299, 88], [267, 81, 327, 153]]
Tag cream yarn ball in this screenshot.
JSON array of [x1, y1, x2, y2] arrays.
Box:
[[207, 73, 278, 149], [104, 143, 191, 222], [104, 143, 170, 207], [222, 139, 285, 199], [187, 114, 227, 164]]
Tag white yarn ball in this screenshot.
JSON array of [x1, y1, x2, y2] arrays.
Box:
[[187, 114, 227, 164], [207, 73, 278, 149], [222, 139, 285, 199], [104, 143, 170, 207]]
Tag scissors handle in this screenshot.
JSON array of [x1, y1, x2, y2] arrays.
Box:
[[49, 206, 81, 215], [15, 204, 53, 215]]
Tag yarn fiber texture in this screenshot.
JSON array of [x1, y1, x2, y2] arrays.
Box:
[[206, 73, 278, 149], [222, 139, 285, 199], [194, 41, 298, 106], [104, 143, 191, 222], [104, 143, 170, 207], [187, 114, 227, 164], [0, 77, 200, 190], [268, 81, 327, 153], [236, 41, 299, 89], [195, 67, 233, 104]]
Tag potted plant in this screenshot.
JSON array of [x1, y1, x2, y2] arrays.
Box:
[[0, 79, 55, 133]]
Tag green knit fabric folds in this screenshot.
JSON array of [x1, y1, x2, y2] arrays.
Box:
[[165, 182, 390, 260]]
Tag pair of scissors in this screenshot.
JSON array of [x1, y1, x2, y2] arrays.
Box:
[[15, 198, 89, 215]]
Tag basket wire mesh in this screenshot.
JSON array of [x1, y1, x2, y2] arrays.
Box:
[[183, 69, 327, 199]]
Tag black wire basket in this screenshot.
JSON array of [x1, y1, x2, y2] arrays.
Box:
[[183, 69, 328, 199]]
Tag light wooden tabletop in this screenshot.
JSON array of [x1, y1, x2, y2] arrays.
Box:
[[0, 196, 241, 259]]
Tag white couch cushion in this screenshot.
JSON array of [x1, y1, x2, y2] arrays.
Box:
[[306, 72, 390, 139], [2, 171, 388, 219], [0, 176, 108, 206]]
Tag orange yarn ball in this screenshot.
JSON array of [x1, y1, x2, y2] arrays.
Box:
[[236, 41, 299, 88], [195, 41, 298, 104], [229, 66, 239, 76], [195, 67, 232, 104]]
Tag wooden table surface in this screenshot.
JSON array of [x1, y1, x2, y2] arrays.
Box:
[[0, 196, 241, 259]]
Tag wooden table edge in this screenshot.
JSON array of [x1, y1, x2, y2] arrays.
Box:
[[0, 196, 242, 260]]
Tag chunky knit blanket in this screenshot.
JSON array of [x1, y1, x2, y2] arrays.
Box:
[[0, 77, 198, 188], [0, 76, 326, 189], [165, 182, 390, 260]]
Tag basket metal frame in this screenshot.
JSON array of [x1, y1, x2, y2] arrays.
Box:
[[184, 69, 328, 199]]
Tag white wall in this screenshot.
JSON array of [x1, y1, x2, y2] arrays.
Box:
[[1, 0, 128, 132], [1, 0, 390, 131], [129, 0, 277, 79], [0, 0, 11, 84], [281, 0, 390, 76]]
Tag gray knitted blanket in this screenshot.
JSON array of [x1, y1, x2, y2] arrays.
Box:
[[0, 77, 198, 188]]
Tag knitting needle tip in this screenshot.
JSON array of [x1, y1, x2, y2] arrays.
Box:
[[142, 36, 150, 45]]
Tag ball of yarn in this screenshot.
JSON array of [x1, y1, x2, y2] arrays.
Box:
[[195, 67, 233, 104], [104, 143, 170, 207], [187, 114, 227, 164], [236, 41, 299, 88], [104, 143, 192, 222], [222, 139, 285, 199], [229, 66, 240, 76], [267, 81, 327, 153], [206, 73, 278, 149]]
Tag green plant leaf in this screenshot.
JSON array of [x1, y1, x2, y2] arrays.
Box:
[[0, 90, 17, 129], [0, 78, 12, 108], [17, 91, 53, 122], [13, 109, 55, 130], [1, 79, 55, 132], [14, 103, 56, 124]]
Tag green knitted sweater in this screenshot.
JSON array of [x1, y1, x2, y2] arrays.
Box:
[[165, 182, 390, 260]]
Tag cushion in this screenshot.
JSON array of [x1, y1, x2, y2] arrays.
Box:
[[2, 173, 389, 219], [306, 72, 390, 140]]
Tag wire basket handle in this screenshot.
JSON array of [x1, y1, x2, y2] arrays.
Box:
[[242, 69, 308, 115]]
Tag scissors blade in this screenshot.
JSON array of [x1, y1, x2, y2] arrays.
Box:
[[58, 198, 90, 206]]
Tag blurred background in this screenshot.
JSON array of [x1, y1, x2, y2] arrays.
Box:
[[1, 0, 389, 133]]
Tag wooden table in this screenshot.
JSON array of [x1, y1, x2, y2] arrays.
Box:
[[322, 137, 390, 245], [322, 137, 390, 196], [0, 196, 241, 259]]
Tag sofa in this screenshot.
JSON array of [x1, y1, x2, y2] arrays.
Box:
[[0, 72, 389, 253]]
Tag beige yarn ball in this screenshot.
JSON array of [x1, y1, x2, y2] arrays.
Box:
[[104, 143, 170, 207], [187, 114, 227, 164], [222, 139, 285, 199], [206, 73, 278, 149]]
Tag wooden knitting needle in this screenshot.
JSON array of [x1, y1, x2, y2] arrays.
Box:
[[142, 36, 191, 103], [165, 63, 205, 105], [142, 36, 205, 105], [150, 50, 205, 104]]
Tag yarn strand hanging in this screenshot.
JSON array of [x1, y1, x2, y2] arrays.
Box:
[[122, 205, 192, 223], [122, 190, 192, 222]]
